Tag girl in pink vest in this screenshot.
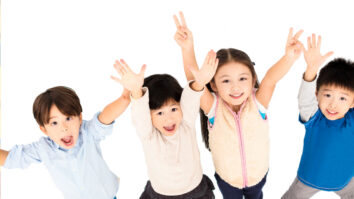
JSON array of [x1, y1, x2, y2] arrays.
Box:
[[173, 12, 303, 199]]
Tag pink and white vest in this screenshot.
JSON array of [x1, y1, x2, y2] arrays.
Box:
[[209, 92, 269, 188]]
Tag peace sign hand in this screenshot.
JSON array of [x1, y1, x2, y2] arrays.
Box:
[[173, 11, 194, 50], [285, 28, 304, 60]]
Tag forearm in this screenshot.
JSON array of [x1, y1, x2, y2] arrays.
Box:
[[181, 46, 198, 81], [0, 149, 9, 166], [264, 55, 297, 85], [98, 93, 131, 125]]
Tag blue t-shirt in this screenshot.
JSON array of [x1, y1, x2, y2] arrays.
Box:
[[4, 112, 119, 199], [297, 108, 354, 191]]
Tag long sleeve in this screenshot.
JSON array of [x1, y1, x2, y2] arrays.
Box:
[[180, 81, 204, 127], [298, 78, 319, 122], [3, 139, 44, 169], [131, 87, 153, 139]]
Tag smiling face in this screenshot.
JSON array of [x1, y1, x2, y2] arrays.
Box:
[[40, 105, 82, 149], [150, 99, 183, 136], [211, 62, 255, 111], [317, 85, 354, 120]]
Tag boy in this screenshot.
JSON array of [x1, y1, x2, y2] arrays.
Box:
[[282, 35, 354, 198], [0, 84, 130, 198], [110, 56, 216, 198]]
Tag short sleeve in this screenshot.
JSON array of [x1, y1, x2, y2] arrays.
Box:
[[82, 112, 114, 142]]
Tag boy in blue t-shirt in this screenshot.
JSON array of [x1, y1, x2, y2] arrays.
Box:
[[0, 80, 130, 198], [282, 35, 354, 198]]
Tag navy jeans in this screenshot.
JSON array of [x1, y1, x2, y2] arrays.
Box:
[[214, 173, 267, 199]]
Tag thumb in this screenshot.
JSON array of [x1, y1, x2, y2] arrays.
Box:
[[139, 64, 147, 76]]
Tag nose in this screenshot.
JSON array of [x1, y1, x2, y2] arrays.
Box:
[[61, 123, 69, 132], [328, 98, 337, 109]]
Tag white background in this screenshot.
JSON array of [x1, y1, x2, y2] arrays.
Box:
[[1, 0, 354, 198]]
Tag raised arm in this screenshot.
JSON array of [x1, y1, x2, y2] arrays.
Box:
[[173, 11, 197, 81], [299, 34, 333, 121], [256, 28, 304, 108], [180, 50, 219, 126], [0, 149, 9, 166], [173, 11, 215, 114], [98, 60, 146, 125]]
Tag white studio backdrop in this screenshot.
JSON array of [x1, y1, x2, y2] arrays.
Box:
[[1, 0, 354, 198]]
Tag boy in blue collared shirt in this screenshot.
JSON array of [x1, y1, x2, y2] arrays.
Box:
[[282, 35, 354, 198], [0, 81, 130, 198]]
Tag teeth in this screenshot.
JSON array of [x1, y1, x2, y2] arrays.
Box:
[[231, 93, 242, 97]]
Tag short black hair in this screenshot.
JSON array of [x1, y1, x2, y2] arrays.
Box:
[[143, 74, 183, 110], [317, 58, 354, 92]]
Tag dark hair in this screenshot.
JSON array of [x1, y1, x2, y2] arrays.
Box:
[[143, 74, 183, 110], [316, 58, 354, 92], [201, 48, 259, 150], [33, 86, 82, 126]]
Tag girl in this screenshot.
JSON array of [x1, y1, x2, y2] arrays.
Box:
[[173, 12, 303, 199], [110, 53, 217, 198]]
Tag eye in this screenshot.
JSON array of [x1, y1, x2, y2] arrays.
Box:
[[240, 77, 247, 81], [324, 94, 331, 98], [222, 79, 229, 83], [51, 121, 58, 126], [340, 97, 347, 101], [157, 112, 163, 116], [172, 108, 178, 112], [66, 116, 72, 121]]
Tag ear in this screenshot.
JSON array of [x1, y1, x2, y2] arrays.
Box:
[[39, 126, 48, 135], [79, 113, 83, 124], [210, 81, 218, 92]]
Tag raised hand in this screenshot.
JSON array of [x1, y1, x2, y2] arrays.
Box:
[[189, 50, 219, 91], [302, 34, 334, 81], [111, 59, 146, 96], [285, 28, 304, 60], [173, 11, 194, 50]]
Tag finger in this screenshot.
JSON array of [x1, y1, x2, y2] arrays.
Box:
[[173, 15, 181, 29], [214, 58, 219, 71], [179, 11, 187, 28], [307, 36, 311, 49], [139, 64, 147, 76], [294, 29, 304, 40], [207, 50, 213, 65], [323, 51, 334, 60], [210, 50, 216, 66], [312, 34, 316, 48], [114, 61, 124, 76], [120, 59, 129, 73], [317, 35, 322, 49], [176, 30, 187, 38], [287, 27, 293, 43], [110, 75, 122, 84]]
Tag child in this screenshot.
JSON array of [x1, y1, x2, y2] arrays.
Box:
[[174, 12, 303, 199], [0, 83, 130, 198], [282, 35, 354, 198], [110, 56, 217, 198]]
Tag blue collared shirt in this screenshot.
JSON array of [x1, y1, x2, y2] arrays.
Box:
[[4, 112, 119, 199]]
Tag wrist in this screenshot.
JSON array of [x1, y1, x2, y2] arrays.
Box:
[[303, 70, 317, 82]]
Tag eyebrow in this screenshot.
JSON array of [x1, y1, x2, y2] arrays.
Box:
[[322, 89, 350, 96], [219, 73, 250, 78]]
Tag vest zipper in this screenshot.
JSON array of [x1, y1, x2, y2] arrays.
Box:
[[227, 104, 248, 188]]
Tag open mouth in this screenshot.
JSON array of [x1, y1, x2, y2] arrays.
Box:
[[163, 124, 176, 133], [326, 109, 338, 116], [230, 93, 243, 99], [61, 136, 74, 147]]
